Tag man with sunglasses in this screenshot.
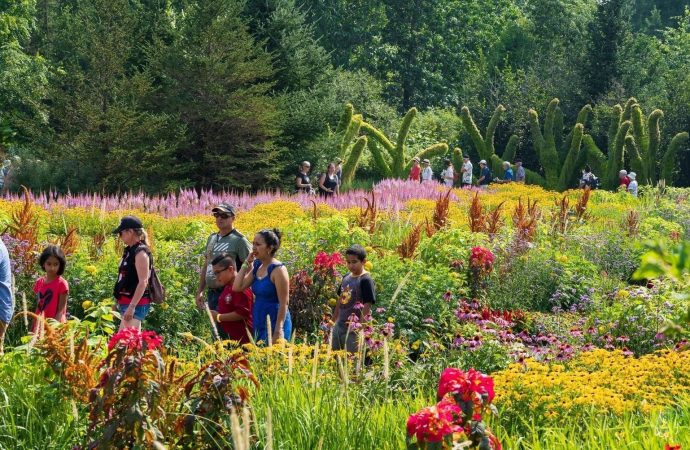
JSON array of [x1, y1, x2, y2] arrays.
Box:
[[195, 203, 252, 311]]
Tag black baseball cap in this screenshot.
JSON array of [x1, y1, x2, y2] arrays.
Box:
[[212, 203, 237, 216], [112, 215, 143, 234]]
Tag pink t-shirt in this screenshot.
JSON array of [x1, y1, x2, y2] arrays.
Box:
[[33, 276, 69, 329]]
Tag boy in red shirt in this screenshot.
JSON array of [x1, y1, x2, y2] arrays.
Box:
[[209, 254, 253, 343]]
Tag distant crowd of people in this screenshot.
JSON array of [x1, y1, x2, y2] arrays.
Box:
[[293, 156, 639, 197], [406, 155, 525, 190]]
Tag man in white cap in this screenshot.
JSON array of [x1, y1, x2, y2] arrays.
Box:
[[619, 169, 630, 189], [460, 155, 473, 188], [421, 159, 433, 183], [476, 160, 491, 189], [627, 172, 638, 197]]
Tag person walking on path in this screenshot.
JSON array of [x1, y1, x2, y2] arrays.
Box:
[[209, 254, 253, 344], [409, 157, 421, 182], [233, 229, 292, 345], [0, 240, 12, 355], [628, 172, 638, 197], [295, 161, 313, 194], [514, 159, 525, 183], [477, 160, 491, 189], [619, 170, 631, 188], [441, 158, 455, 187], [461, 155, 473, 188], [502, 161, 514, 182], [113, 216, 153, 331], [421, 159, 433, 183], [318, 163, 340, 197], [195, 203, 252, 311]]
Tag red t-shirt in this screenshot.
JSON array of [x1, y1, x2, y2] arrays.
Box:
[[217, 285, 253, 343], [409, 165, 421, 181], [620, 176, 630, 187], [33, 276, 69, 330]]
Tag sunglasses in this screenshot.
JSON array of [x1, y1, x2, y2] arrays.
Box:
[[213, 212, 231, 219], [213, 266, 231, 276]]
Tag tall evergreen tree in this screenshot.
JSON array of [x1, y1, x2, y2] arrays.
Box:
[[150, 0, 282, 190], [583, 0, 629, 103]]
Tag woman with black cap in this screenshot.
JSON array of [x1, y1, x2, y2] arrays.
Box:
[[113, 215, 153, 330]]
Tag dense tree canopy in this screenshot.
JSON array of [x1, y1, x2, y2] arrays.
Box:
[[0, 0, 689, 192]]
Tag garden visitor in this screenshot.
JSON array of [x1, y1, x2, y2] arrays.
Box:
[[421, 159, 433, 183], [195, 203, 252, 311], [32, 245, 69, 332], [628, 172, 638, 197], [113, 216, 153, 330], [318, 163, 339, 197], [295, 161, 313, 194], [579, 165, 598, 189], [514, 159, 526, 183], [477, 160, 491, 189], [0, 240, 12, 355], [502, 161, 514, 182], [209, 254, 253, 343], [332, 244, 376, 352], [334, 158, 343, 187], [619, 169, 630, 188], [409, 157, 421, 182], [441, 158, 455, 187], [461, 155, 473, 188], [233, 229, 292, 345]]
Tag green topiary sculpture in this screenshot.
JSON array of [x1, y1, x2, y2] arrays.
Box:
[[581, 98, 689, 188], [460, 105, 545, 185], [336, 103, 449, 181], [527, 99, 591, 190]]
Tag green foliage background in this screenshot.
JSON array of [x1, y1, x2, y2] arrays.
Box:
[[1, 0, 690, 192]]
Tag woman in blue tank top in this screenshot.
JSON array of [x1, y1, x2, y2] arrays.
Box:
[[233, 228, 292, 344]]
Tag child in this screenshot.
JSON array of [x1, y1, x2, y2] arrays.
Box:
[[209, 254, 253, 344], [332, 245, 376, 352], [33, 245, 69, 331]]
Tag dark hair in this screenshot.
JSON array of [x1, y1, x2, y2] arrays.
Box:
[[515, 158, 522, 163], [444, 158, 451, 166], [39, 245, 66, 275], [211, 253, 236, 270], [584, 165, 592, 173], [345, 244, 367, 262], [257, 228, 282, 255]]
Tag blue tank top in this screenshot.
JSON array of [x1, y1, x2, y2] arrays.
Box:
[[251, 260, 284, 304]]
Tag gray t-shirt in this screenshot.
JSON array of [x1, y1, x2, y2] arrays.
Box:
[[204, 229, 252, 289], [336, 273, 376, 325]]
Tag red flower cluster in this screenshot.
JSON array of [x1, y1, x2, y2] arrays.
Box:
[[107, 327, 163, 351], [469, 246, 495, 271], [437, 367, 495, 403], [665, 444, 682, 450], [406, 397, 463, 443], [407, 368, 501, 448], [313, 251, 345, 275]]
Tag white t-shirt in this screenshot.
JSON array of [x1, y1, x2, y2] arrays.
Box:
[[441, 167, 454, 187], [461, 162, 473, 184], [628, 180, 638, 197], [421, 166, 433, 182]]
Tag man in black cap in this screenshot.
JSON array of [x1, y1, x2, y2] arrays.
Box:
[[195, 203, 252, 311]]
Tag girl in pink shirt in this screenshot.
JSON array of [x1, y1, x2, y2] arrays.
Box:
[[33, 245, 69, 331]]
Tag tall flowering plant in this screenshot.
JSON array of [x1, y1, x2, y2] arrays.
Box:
[[85, 328, 168, 448], [469, 246, 494, 299], [290, 251, 345, 333], [407, 368, 501, 449]]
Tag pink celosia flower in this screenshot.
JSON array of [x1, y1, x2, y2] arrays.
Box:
[[406, 398, 463, 443], [108, 327, 163, 351], [437, 368, 495, 403]]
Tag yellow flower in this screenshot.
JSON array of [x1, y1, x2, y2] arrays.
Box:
[[556, 254, 568, 263], [420, 275, 432, 282], [411, 340, 421, 350], [84, 265, 98, 275], [160, 303, 169, 310], [328, 298, 337, 307], [616, 289, 630, 299], [387, 317, 395, 323], [364, 261, 373, 271], [82, 300, 93, 310]]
